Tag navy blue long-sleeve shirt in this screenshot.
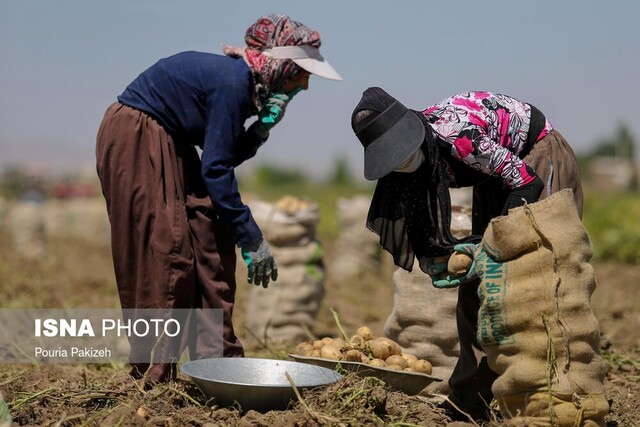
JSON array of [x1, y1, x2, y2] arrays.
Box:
[[118, 51, 264, 247]]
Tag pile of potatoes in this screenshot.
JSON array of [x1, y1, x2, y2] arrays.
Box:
[[293, 326, 433, 375]]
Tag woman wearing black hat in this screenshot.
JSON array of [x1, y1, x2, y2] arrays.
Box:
[[351, 88, 582, 421]]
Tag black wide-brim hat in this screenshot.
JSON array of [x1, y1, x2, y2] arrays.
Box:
[[352, 87, 425, 180]]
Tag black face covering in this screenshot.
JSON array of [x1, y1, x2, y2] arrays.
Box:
[[366, 112, 480, 272]]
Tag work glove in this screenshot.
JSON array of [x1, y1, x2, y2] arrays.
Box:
[[241, 239, 278, 288], [419, 256, 449, 283], [432, 243, 478, 289], [257, 92, 291, 133]]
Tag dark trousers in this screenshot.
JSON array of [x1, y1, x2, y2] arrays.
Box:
[[448, 130, 583, 417], [96, 103, 243, 382]]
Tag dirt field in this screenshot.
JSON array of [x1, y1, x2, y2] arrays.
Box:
[[0, 233, 638, 426]]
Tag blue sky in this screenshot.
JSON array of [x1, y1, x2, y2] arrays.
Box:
[[1, 1, 639, 179]]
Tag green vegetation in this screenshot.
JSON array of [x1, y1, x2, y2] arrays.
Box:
[[0, 167, 33, 199], [584, 124, 635, 161], [583, 190, 640, 263]]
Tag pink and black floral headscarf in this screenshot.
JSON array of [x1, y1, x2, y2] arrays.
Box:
[[224, 14, 321, 107]]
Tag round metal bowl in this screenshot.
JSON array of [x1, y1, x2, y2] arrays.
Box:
[[180, 357, 342, 412]]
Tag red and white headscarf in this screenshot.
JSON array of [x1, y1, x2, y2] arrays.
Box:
[[223, 14, 322, 108]]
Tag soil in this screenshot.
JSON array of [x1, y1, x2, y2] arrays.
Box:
[[0, 235, 638, 426]]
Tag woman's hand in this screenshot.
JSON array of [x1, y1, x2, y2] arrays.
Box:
[[419, 256, 449, 282], [432, 243, 478, 289], [257, 92, 291, 132], [241, 239, 278, 288]]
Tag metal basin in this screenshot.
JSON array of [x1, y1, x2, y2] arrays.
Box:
[[180, 357, 342, 412]]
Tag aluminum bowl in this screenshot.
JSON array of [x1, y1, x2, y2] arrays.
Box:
[[180, 357, 342, 412]]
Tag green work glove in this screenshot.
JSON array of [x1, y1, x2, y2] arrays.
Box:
[[257, 92, 291, 132], [432, 243, 478, 289], [241, 239, 278, 288], [419, 256, 449, 283]]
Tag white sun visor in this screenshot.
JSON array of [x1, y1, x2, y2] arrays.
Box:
[[262, 45, 343, 81]]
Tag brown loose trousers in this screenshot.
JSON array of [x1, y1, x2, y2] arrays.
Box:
[[448, 130, 584, 419], [96, 103, 243, 383]]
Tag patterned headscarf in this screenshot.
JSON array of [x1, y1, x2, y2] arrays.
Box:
[[223, 14, 322, 107]]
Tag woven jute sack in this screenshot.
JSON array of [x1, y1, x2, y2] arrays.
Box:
[[330, 195, 382, 281], [383, 264, 459, 394], [249, 197, 319, 246], [245, 197, 325, 344], [245, 262, 325, 344], [474, 189, 608, 426]]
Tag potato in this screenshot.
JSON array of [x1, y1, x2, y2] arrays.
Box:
[[326, 337, 346, 349], [311, 349, 321, 357], [410, 359, 433, 375], [385, 354, 408, 369], [360, 354, 371, 364], [367, 337, 402, 360], [356, 326, 375, 341], [403, 367, 415, 372], [386, 364, 403, 371], [448, 252, 473, 278], [344, 349, 362, 362], [293, 342, 313, 356], [367, 339, 392, 360], [349, 334, 366, 350], [275, 196, 312, 215], [368, 358, 386, 367], [312, 340, 324, 350], [321, 337, 335, 347], [320, 345, 343, 360], [377, 337, 402, 356], [401, 352, 418, 364]]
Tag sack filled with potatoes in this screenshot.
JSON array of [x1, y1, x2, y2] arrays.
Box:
[[292, 326, 433, 375]]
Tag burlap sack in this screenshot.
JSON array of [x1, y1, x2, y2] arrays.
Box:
[[245, 261, 324, 344], [245, 197, 325, 344], [383, 264, 460, 394], [248, 198, 318, 246], [475, 189, 608, 426], [329, 195, 382, 281]]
